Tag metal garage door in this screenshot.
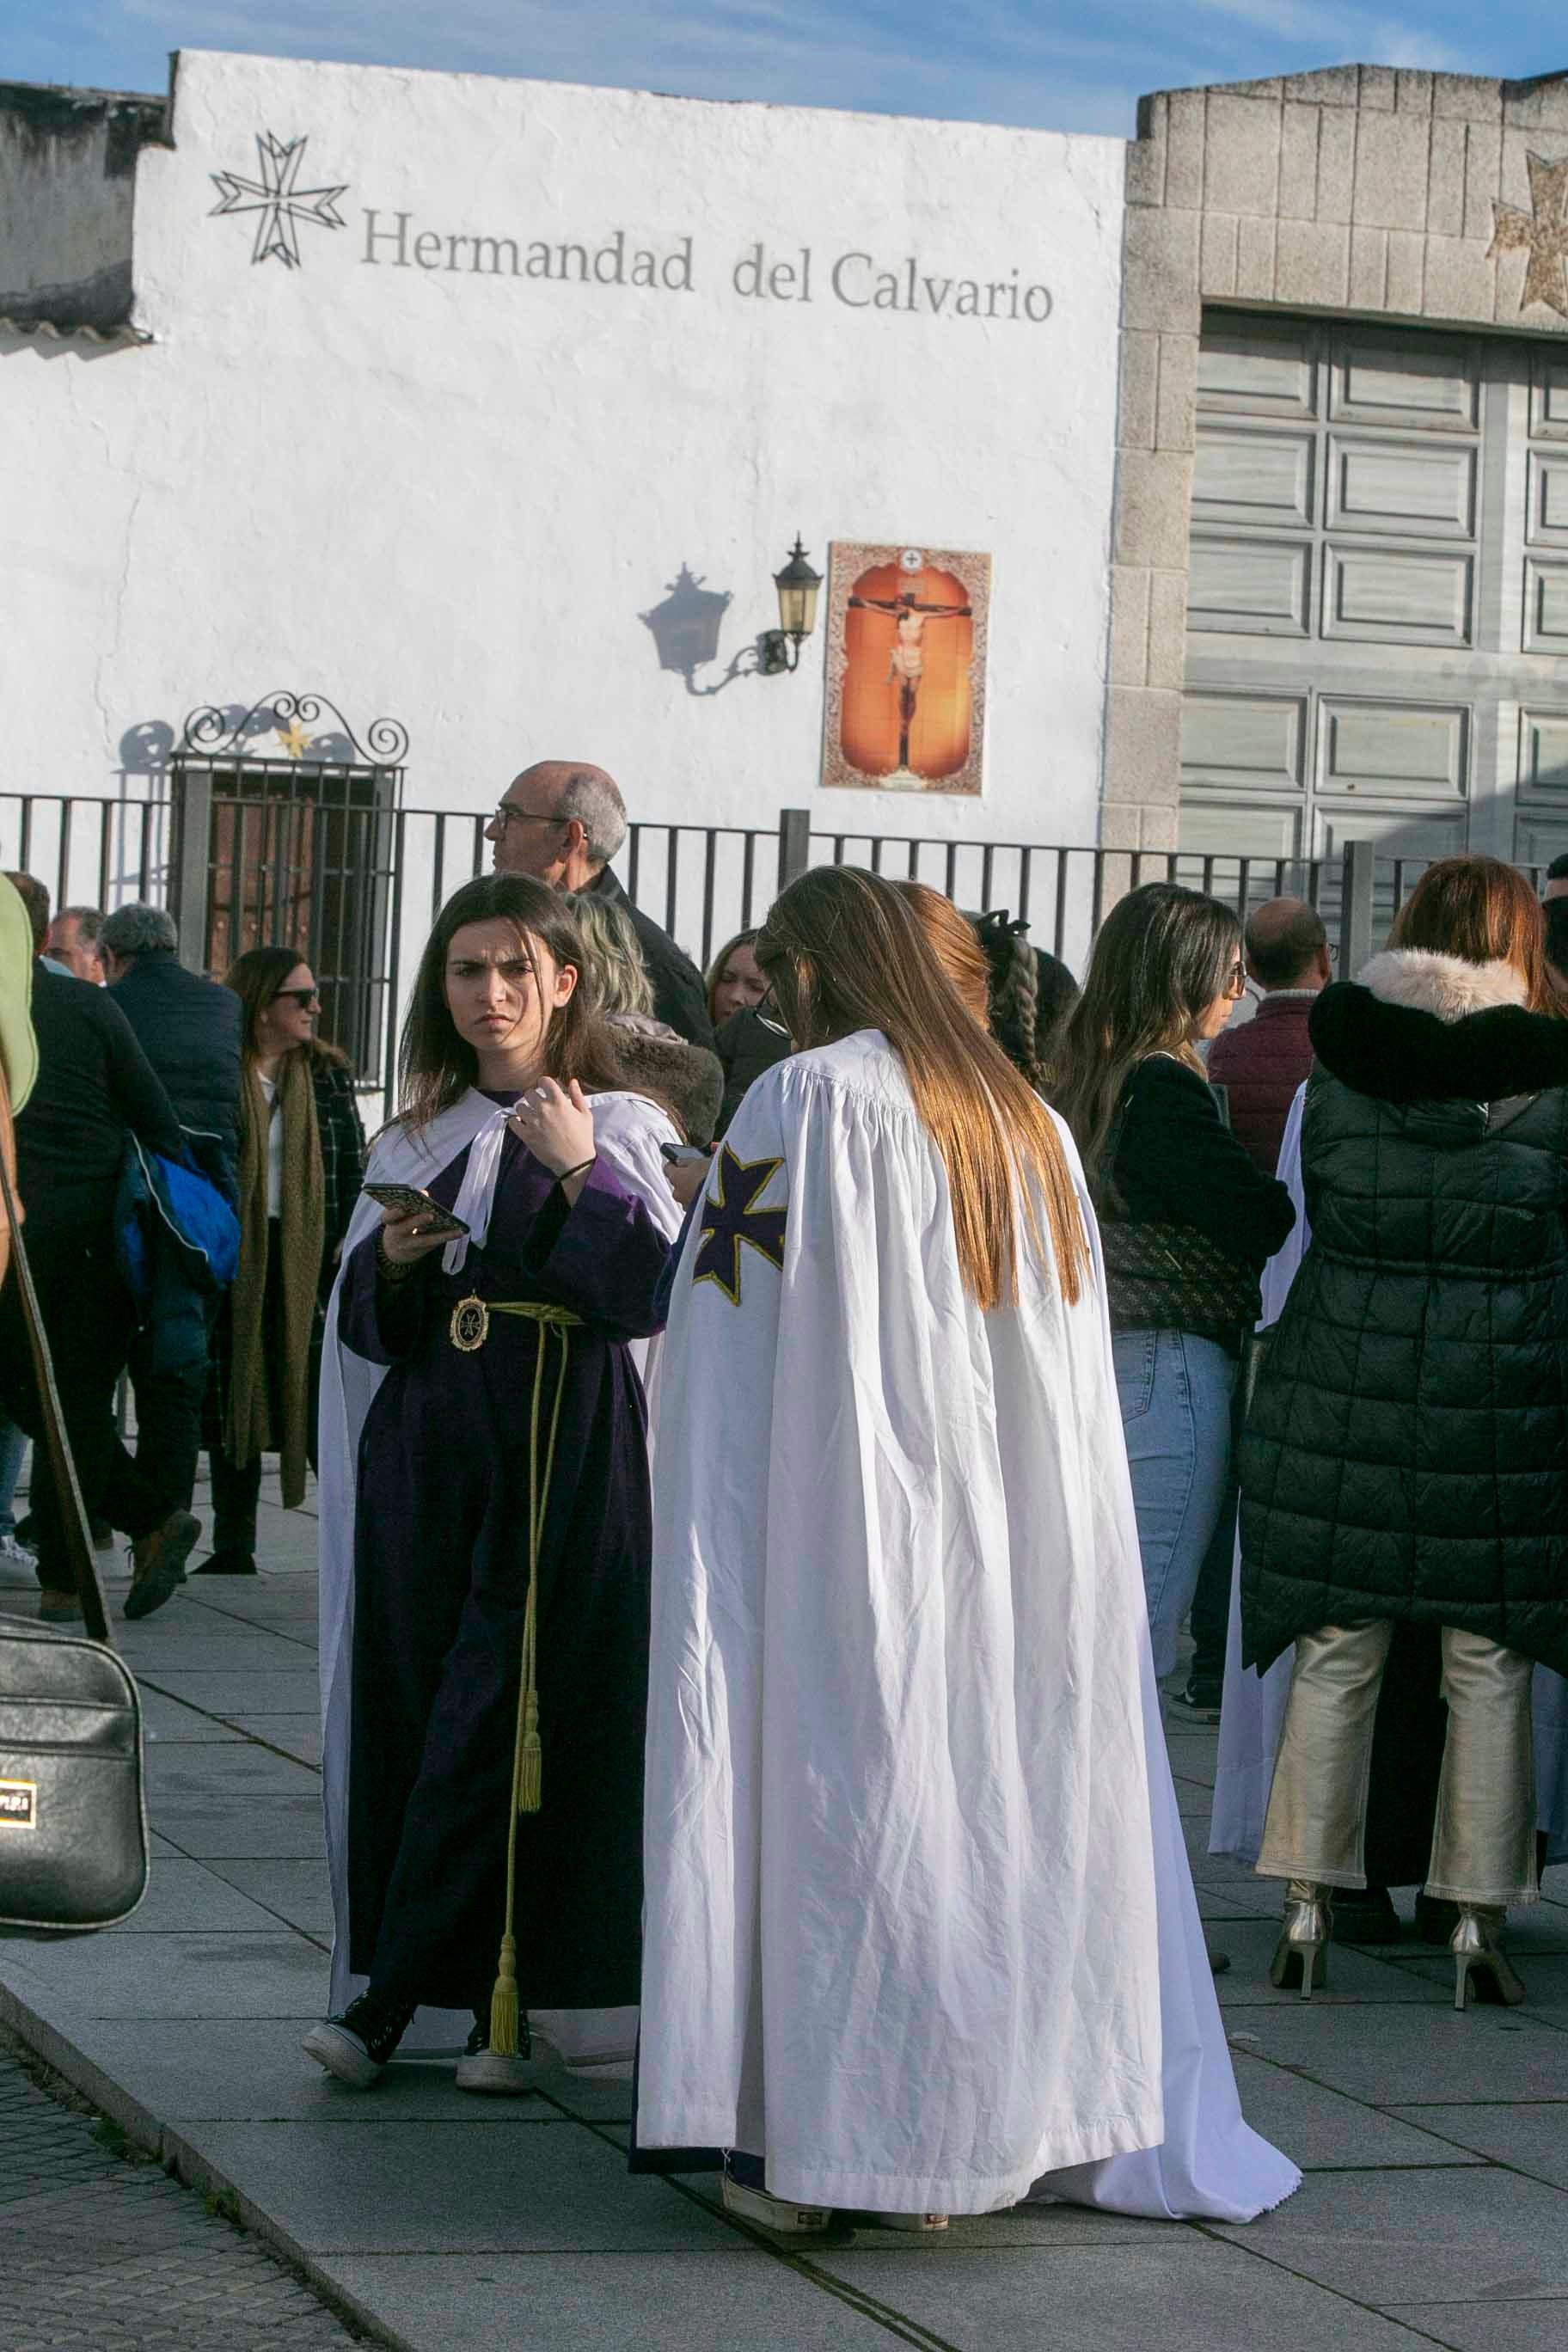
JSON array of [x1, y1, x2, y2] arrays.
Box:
[[1180, 309, 1568, 877]]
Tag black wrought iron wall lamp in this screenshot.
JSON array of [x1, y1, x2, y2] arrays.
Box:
[[759, 536, 823, 675]]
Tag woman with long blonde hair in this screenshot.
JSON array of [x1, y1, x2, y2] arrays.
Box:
[[638, 866, 1298, 2233]]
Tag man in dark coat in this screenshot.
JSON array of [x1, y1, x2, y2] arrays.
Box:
[[0, 879, 197, 1620], [1182, 899, 1331, 1716], [1207, 898, 1330, 1177], [487, 762, 714, 1048], [101, 903, 243, 1528], [102, 903, 242, 1177]]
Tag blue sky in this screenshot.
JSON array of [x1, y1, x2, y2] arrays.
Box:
[[5, 3, 1568, 137]]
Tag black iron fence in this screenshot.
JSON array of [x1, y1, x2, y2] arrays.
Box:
[[0, 785, 1518, 1123]]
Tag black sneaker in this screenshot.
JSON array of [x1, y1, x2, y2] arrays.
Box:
[[193, 1547, 258, 1577], [1415, 1892, 1462, 1945], [1332, 1885, 1401, 1945], [124, 1510, 201, 1620], [455, 2011, 548, 2096], [1176, 1675, 1223, 1715], [302, 1988, 415, 2087]]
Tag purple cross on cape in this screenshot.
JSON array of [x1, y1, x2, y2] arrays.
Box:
[[693, 1147, 787, 1306]]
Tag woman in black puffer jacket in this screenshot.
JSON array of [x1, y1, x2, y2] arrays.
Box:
[[1240, 857, 1568, 2011]]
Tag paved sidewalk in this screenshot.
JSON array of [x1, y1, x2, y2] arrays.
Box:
[[0, 2029, 361, 2349], [2, 1476, 1567, 2349]]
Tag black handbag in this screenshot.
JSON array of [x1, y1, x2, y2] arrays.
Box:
[[0, 1136, 148, 1930], [1094, 1071, 1262, 1341]]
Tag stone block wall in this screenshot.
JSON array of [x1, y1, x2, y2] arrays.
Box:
[[1107, 65, 1568, 853]]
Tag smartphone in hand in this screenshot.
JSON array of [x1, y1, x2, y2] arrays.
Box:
[[362, 1182, 470, 1237]]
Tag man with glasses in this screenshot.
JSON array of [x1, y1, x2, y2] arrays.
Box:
[[101, 903, 243, 1542], [487, 763, 714, 1048]]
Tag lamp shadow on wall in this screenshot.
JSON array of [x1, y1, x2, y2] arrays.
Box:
[[640, 563, 765, 697]]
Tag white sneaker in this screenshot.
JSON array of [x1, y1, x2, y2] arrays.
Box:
[[0, 1533, 38, 1587], [454, 2019, 554, 2096], [720, 2171, 831, 2235], [871, 2211, 951, 2232]]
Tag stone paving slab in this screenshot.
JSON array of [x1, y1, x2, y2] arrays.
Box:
[[313, 2252, 898, 2351], [95, 1858, 291, 1937], [205, 1859, 336, 1935], [146, 1792, 330, 1860], [1228, 2051, 1482, 2170], [817, 2241, 1432, 2350], [12, 1930, 329, 2019], [1214, 2165, 1568, 2304], [1222, 2000, 1568, 2106], [1383, 2104, 1568, 2191], [175, 2116, 742, 2256], [140, 1689, 247, 1743], [1380, 2305, 1568, 2351], [137, 1670, 325, 1717], [224, 1714, 326, 1766]]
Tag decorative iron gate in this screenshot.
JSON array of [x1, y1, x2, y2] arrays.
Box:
[[168, 695, 407, 1085]]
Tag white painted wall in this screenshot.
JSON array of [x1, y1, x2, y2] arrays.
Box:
[[3, 49, 1125, 909]]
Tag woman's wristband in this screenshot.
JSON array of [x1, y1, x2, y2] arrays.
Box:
[[374, 1228, 421, 1283], [555, 1155, 597, 1187]]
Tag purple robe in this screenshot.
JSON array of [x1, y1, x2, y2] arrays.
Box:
[[337, 1130, 672, 2012]]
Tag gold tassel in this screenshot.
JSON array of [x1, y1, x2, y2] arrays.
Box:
[[519, 1690, 542, 1814], [489, 1928, 520, 2055], [487, 1311, 572, 2061]]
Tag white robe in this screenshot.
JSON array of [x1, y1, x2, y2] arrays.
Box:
[[315, 1087, 682, 2059], [1211, 1083, 1568, 1868], [641, 1030, 1236, 2212]]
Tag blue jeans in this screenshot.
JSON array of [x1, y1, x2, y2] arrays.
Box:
[[0, 1413, 25, 1537], [1112, 1327, 1237, 1681]]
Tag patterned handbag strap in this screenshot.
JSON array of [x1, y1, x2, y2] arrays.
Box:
[[0, 1128, 111, 1645]]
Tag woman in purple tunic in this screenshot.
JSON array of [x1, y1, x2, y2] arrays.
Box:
[[305, 876, 679, 2094]]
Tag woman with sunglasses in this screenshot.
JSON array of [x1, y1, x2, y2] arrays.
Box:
[[1052, 884, 1295, 1690], [202, 947, 365, 1576]]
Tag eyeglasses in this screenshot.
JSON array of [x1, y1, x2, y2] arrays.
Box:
[[490, 805, 565, 831], [754, 986, 791, 1039], [271, 987, 321, 1009], [1228, 961, 1247, 995]]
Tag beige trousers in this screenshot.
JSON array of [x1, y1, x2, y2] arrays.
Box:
[[1257, 1620, 1538, 1908]]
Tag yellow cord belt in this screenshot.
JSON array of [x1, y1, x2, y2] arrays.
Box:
[[449, 1293, 582, 2057]]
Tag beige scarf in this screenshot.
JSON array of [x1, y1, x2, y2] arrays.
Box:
[[226, 1050, 325, 1505]]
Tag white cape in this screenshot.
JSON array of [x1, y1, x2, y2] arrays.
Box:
[[1211, 1083, 1568, 1867], [640, 1031, 1295, 2218], [316, 1087, 682, 2057]]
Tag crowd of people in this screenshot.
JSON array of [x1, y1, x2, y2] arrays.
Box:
[[3, 769, 1566, 2234]]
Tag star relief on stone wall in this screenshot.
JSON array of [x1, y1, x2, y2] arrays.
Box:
[[210, 132, 349, 269], [1489, 153, 1568, 321]]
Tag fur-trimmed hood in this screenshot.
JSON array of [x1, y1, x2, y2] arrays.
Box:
[[608, 1026, 723, 1147], [1357, 949, 1528, 1023]]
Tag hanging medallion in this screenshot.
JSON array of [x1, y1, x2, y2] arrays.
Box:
[[450, 1295, 489, 1351]]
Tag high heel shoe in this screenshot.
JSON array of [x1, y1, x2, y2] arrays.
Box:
[[1268, 1879, 1332, 2000], [1450, 1906, 1526, 2011]]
